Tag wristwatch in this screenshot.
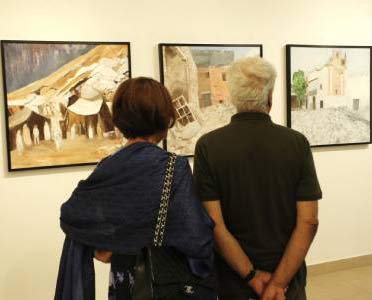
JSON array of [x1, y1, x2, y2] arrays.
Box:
[[244, 269, 257, 282]]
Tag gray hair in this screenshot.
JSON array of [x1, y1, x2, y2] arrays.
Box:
[[227, 57, 277, 113]]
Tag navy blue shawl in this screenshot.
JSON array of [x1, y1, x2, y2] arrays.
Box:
[[55, 142, 214, 300]]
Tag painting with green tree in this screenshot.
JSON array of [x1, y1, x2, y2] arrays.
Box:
[[287, 45, 371, 147]]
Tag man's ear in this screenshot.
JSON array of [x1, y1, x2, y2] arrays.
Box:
[[267, 90, 273, 112]]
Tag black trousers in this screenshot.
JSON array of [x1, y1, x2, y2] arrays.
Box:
[[286, 285, 307, 300], [219, 285, 306, 300]]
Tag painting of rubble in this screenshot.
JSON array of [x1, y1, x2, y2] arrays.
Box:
[[159, 44, 262, 155], [287, 45, 371, 147], [1, 41, 130, 170]]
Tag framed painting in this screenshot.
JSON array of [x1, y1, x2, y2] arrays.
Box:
[[286, 44, 371, 147], [1, 40, 131, 171], [159, 43, 263, 156]]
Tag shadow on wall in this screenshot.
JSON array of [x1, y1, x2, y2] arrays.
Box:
[[311, 144, 369, 153], [0, 54, 9, 176]]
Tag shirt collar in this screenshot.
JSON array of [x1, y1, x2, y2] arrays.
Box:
[[231, 111, 272, 123]]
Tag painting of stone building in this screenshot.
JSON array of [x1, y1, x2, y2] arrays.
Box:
[[287, 45, 371, 147], [159, 43, 262, 155], [1, 41, 131, 170]]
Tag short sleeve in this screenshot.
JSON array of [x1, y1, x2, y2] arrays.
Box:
[[193, 139, 220, 201], [296, 138, 323, 201]]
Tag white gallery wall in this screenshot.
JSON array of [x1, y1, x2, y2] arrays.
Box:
[[0, 0, 371, 299]]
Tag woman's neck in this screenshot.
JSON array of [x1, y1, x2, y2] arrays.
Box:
[[125, 136, 159, 147]]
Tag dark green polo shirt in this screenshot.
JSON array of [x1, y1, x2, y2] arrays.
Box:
[[193, 112, 322, 282]]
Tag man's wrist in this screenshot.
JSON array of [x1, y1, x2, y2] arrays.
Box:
[[269, 277, 287, 289], [243, 268, 257, 283]]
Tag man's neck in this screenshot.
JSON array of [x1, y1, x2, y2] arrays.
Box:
[[238, 109, 270, 115]]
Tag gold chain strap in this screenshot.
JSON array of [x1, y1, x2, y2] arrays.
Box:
[[153, 153, 177, 247]]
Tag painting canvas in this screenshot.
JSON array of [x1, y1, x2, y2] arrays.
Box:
[[287, 45, 371, 147], [1, 40, 131, 171], [159, 43, 262, 156]]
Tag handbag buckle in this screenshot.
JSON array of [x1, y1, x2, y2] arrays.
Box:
[[182, 284, 195, 295]]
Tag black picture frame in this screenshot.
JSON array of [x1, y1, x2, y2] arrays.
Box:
[[1, 40, 131, 171], [159, 43, 263, 156], [286, 44, 372, 148]]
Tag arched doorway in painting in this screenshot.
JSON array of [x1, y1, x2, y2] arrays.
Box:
[[312, 96, 316, 110]]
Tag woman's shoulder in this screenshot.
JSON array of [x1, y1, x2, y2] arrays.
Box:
[[172, 154, 190, 171]]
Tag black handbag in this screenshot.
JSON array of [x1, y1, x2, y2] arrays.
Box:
[[132, 153, 217, 300]]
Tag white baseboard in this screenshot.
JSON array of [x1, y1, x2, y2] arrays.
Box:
[[307, 254, 372, 276]]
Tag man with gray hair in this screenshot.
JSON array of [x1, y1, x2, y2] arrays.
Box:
[[194, 57, 322, 300]]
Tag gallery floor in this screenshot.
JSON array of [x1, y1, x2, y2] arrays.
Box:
[[307, 265, 372, 299]]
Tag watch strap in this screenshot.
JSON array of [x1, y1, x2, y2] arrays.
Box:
[[244, 269, 257, 282]]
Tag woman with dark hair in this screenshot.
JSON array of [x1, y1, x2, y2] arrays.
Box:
[[55, 77, 216, 300]]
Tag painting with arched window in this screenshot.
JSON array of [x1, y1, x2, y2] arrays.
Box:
[[1, 40, 131, 171]]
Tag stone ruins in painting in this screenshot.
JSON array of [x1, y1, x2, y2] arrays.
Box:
[[3, 43, 130, 169]]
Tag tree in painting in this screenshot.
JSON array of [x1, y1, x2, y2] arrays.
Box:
[[292, 70, 308, 108]]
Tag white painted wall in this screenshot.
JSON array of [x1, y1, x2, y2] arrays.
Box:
[[0, 0, 371, 299]]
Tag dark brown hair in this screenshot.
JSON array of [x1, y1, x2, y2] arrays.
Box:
[[112, 77, 176, 139]]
